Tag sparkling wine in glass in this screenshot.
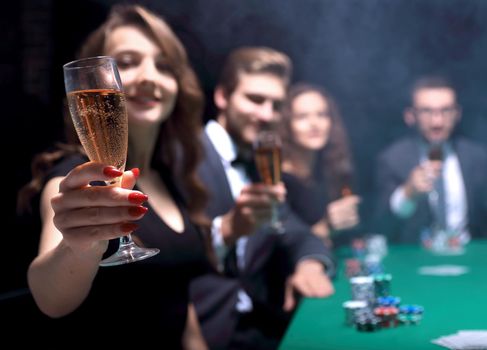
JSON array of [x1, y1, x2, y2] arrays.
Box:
[[253, 130, 284, 233], [428, 143, 443, 162], [63, 56, 159, 266], [339, 173, 353, 197]]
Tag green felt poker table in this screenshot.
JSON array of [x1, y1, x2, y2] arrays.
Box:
[[279, 239, 487, 350]]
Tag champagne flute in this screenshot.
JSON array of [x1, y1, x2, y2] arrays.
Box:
[[63, 56, 159, 266], [339, 173, 353, 197], [253, 129, 284, 233]]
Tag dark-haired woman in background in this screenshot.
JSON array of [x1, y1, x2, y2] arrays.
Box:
[[280, 83, 361, 247]]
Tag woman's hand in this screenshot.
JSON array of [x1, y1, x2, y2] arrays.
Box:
[[51, 161, 148, 256], [326, 195, 361, 231]]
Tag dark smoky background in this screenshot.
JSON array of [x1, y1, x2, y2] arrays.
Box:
[[3, 0, 487, 293]]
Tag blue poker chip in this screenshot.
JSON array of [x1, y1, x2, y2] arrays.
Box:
[[411, 305, 424, 314], [399, 305, 412, 314], [377, 296, 401, 306], [399, 305, 424, 314]]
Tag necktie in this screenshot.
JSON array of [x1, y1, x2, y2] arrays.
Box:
[[428, 142, 447, 231], [433, 169, 447, 231]]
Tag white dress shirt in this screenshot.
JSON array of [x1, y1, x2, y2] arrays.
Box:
[[206, 120, 334, 311], [205, 120, 253, 312]]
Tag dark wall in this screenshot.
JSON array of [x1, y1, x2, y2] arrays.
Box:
[[5, 0, 487, 292], [53, 0, 487, 227]]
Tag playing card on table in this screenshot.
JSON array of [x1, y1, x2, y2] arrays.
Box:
[[432, 330, 487, 349], [418, 265, 469, 276]]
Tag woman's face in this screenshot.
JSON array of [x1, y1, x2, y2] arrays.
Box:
[[105, 25, 178, 127], [290, 91, 332, 151]]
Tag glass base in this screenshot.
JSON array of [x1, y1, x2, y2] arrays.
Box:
[[431, 246, 465, 256], [421, 227, 468, 256], [100, 243, 160, 267]]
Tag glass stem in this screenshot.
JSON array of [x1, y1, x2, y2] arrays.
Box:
[[271, 202, 279, 226], [119, 234, 134, 246]]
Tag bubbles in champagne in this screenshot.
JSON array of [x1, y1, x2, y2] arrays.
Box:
[[255, 146, 282, 185], [67, 89, 128, 171]]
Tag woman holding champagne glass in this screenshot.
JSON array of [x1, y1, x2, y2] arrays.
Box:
[[19, 5, 212, 347], [280, 83, 361, 247]]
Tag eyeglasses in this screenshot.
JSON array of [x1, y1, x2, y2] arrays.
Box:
[[412, 106, 459, 119]]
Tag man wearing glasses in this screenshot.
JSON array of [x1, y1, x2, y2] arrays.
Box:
[[375, 75, 487, 244]]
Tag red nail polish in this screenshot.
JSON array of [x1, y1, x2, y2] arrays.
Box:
[[131, 168, 140, 179], [129, 206, 148, 217], [128, 192, 149, 204], [121, 223, 139, 233], [103, 166, 123, 178]]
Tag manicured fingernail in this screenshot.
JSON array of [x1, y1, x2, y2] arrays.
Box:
[[103, 166, 123, 178], [121, 223, 139, 233], [128, 192, 149, 204], [129, 206, 148, 217], [131, 168, 140, 178]]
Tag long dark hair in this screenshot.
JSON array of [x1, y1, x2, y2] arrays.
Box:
[[18, 5, 209, 228], [281, 83, 354, 200]]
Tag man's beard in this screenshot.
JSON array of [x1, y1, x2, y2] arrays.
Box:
[[225, 110, 254, 154]]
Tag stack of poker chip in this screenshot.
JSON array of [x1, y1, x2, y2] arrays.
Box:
[[364, 254, 384, 275], [355, 307, 381, 332], [350, 276, 376, 305], [398, 305, 424, 325], [342, 300, 368, 326], [373, 306, 399, 328], [376, 296, 400, 307], [343, 276, 376, 328], [342, 237, 426, 332], [373, 274, 392, 297], [345, 258, 363, 278], [351, 238, 367, 260], [365, 234, 388, 258]]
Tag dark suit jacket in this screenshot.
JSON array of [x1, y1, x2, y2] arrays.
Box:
[[190, 131, 335, 349], [375, 135, 487, 243]]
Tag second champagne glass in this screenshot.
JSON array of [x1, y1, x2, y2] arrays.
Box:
[[253, 129, 284, 233], [63, 56, 160, 266]]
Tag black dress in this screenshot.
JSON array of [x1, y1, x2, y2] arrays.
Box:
[[44, 155, 212, 346], [282, 172, 328, 226], [282, 171, 360, 247]]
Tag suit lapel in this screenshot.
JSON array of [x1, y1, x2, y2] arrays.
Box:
[[400, 137, 422, 182], [400, 138, 432, 241], [199, 131, 235, 218], [453, 138, 475, 217], [243, 228, 275, 273], [199, 128, 276, 274]]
